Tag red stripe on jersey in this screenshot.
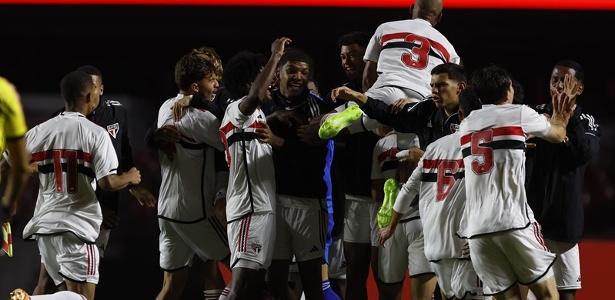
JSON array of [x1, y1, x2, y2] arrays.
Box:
[[377, 148, 399, 163], [244, 216, 252, 252], [380, 32, 411, 45], [422, 159, 464, 169], [460, 126, 524, 145], [86, 244, 91, 275], [248, 121, 265, 129], [52, 151, 63, 192], [31, 149, 93, 163], [428, 38, 451, 63], [220, 122, 236, 137]]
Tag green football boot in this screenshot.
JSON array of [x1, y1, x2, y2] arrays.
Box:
[[318, 105, 363, 139], [377, 178, 399, 228]]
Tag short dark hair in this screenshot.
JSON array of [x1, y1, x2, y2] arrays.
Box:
[[337, 32, 371, 49], [278, 47, 313, 71], [555, 59, 584, 82], [222, 51, 267, 100], [174, 50, 222, 92], [471, 65, 512, 104], [60, 70, 93, 105], [459, 88, 482, 118], [431, 63, 466, 82], [76, 65, 102, 78], [512, 79, 524, 104]]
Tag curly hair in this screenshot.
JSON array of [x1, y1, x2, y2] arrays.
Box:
[[174, 47, 223, 91]]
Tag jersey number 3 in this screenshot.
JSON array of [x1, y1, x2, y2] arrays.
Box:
[[401, 33, 431, 69], [470, 130, 494, 174]]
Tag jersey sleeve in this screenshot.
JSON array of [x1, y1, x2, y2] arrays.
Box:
[[364, 26, 382, 63], [177, 109, 224, 152], [370, 140, 384, 180], [521, 105, 551, 137], [93, 130, 119, 181], [0, 78, 28, 139], [393, 156, 423, 215]]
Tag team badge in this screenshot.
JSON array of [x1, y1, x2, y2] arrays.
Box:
[[107, 123, 120, 139]]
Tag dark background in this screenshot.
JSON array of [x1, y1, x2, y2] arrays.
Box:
[[0, 5, 614, 299]]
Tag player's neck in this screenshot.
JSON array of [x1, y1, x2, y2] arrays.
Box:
[[444, 103, 458, 117], [64, 103, 90, 116]]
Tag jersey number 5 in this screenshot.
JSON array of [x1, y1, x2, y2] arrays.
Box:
[[52, 150, 78, 193], [470, 130, 494, 174], [436, 160, 461, 201], [401, 33, 431, 69]]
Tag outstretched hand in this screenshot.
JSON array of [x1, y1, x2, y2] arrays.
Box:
[[330, 86, 368, 105], [272, 37, 292, 57]]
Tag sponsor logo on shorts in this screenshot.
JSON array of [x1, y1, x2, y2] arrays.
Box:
[[251, 243, 262, 254]]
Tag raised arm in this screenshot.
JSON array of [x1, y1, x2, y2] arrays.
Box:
[[239, 37, 292, 116]]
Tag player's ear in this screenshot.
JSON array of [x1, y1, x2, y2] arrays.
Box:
[[100, 84, 105, 96], [190, 82, 199, 94], [457, 81, 466, 94]]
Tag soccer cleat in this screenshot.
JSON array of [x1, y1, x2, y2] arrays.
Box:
[[1, 222, 13, 257], [377, 179, 399, 228], [318, 105, 363, 139], [8, 288, 30, 300]]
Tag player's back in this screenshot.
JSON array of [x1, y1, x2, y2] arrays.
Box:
[[24, 112, 117, 242], [365, 19, 460, 97], [418, 132, 466, 261], [458, 104, 546, 238], [157, 95, 223, 223]]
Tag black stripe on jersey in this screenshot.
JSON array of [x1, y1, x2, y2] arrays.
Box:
[[399, 216, 420, 223], [461, 140, 526, 158], [228, 132, 259, 147], [381, 42, 445, 63], [421, 172, 464, 182], [381, 160, 399, 173], [200, 148, 208, 219], [240, 129, 256, 216], [38, 163, 96, 178], [178, 141, 209, 150]]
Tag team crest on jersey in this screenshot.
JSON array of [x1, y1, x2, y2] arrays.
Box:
[[251, 243, 262, 254], [107, 123, 120, 139]]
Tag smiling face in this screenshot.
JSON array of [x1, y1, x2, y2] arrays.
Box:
[[340, 43, 366, 81], [278, 60, 310, 98]]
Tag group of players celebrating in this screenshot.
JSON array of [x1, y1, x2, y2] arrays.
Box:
[[0, 0, 600, 300]]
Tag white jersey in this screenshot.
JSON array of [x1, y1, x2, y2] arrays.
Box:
[[220, 99, 275, 222], [371, 132, 400, 181], [458, 104, 551, 238], [365, 18, 460, 97], [23, 112, 118, 243], [157, 94, 226, 223], [395, 132, 467, 261]]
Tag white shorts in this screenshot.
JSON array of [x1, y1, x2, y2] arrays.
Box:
[[228, 212, 275, 270], [95, 228, 111, 258], [158, 217, 229, 271], [328, 236, 346, 280], [468, 223, 556, 296], [431, 259, 483, 299], [343, 196, 378, 247], [274, 195, 327, 262], [38, 233, 99, 285], [343, 86, 424, 133], [377, 218, 433, 283], [546, 240, 581, 290]]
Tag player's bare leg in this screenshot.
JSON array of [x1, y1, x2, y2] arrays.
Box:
[[343, 242, 371, 300], [203, 260, 226, 300], [156, 269, 190, 300], [225, 267, 265, 300], [410, 273, 437, 300], [269, 259, 291, 300], [528, 276, 559, 300], [558, 290, 575, 300], [297, 258, 324, 300], [63, 280, 95, 300], [33, 264, 58, 295], [378, 281, 402, 300]]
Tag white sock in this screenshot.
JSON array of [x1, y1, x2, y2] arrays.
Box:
[[203, 289, 223, 300], [31, 291, 87, 300], [217, 287, 231, 300]]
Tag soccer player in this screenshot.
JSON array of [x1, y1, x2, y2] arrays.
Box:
[[32, 65, 156, 295], [218, 37, 290, 300], [19, 70, 141, 300], [320, 0, 460, 139], [526, 60, 600, 300], [0, 77, 30, 230], [262, 46, 331, 300], [379, 89, 484, 300], [458, 65, 576, 299], [155, 49, 230, 300]]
